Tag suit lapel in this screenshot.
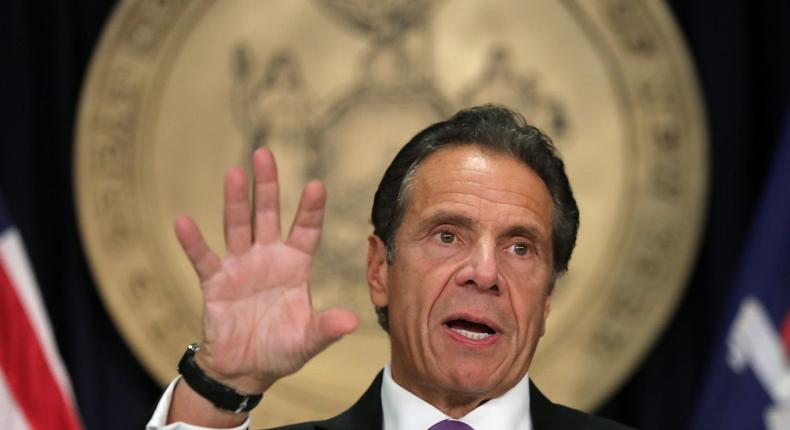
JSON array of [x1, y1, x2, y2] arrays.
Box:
[[530, 380, 562, 430]]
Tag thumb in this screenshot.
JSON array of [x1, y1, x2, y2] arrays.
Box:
[[305, 308, 359, 355]]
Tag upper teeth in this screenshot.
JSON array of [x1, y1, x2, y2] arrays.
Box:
[[450, 327, 492, 340]]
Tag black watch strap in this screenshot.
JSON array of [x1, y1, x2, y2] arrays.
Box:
[[177, 343, 263, 413]]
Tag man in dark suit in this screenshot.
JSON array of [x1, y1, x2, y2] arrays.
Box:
[[149, 106, 632, 429]]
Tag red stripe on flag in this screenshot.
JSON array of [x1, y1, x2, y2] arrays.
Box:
[[782, 310, 790, 356], [0, 261, 82, 430]]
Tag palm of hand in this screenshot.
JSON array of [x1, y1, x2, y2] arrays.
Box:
[[175, 149, 358, 394]]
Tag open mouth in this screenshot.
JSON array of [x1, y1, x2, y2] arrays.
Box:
[[444, 318, 497, 341]]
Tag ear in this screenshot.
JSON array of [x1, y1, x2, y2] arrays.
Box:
[[539, 294, 552, 338], [367, 234, 390, 307]]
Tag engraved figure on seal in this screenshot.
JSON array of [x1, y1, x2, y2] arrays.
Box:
[[230, 45, 319, 214]]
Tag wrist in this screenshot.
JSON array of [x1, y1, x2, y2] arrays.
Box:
[[168, 378, 250, 427], [178, 343, 266, 413], [194, 348, 275, 395]]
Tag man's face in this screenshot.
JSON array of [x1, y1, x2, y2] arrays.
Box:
[[367, 145, 555, 407]]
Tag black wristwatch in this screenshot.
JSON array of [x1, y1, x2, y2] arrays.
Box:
[[177, 343, 263, 413]]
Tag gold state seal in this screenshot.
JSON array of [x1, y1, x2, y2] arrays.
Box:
[[75, 0, 707, 427]]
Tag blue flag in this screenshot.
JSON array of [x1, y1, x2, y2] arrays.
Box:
[[693, 111, 790, 429]]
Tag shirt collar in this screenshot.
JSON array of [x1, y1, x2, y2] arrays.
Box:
[[380, 364, 532, 430]]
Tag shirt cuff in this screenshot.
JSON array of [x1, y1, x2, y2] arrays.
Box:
[[145, 376, 251, 430]]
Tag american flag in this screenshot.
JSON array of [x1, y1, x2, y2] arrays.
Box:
[[0, 197, 83, 429]]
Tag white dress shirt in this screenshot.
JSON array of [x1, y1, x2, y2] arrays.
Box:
[[147, 365, 532, 430], [381, 364, 532, 430]]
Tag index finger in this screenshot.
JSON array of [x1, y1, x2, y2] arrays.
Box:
[[175, 215, 222, 282]]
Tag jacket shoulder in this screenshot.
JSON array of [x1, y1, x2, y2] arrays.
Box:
[[265, 420, 323, 430], [530, 381, 636, 430], [543, 402, 636, 430]]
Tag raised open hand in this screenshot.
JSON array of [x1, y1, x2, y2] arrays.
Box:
[[174, 148, 359, 395]]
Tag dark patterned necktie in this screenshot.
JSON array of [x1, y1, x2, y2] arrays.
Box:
[[427, 419, 474, 430]]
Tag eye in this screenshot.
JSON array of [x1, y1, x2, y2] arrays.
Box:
[[511, 242, 530, 256], [438, 231, 456, 244]]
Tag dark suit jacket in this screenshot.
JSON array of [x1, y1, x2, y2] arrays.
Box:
[[269, 372, 634, 430]]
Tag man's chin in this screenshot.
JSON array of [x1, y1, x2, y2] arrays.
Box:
[[435, 364, 507, 397]]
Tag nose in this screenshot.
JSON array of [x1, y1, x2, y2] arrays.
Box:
[[455, 239, 500, 293]]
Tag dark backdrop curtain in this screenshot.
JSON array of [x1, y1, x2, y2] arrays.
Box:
[[1, 1, 789, 429], [1, 0, 162, 428]]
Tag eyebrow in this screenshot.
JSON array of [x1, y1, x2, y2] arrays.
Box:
[[417, 211, 478, 233], [502, 225, 547, 243]]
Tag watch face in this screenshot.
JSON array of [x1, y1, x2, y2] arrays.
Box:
[[75, 0, 707, 427]]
